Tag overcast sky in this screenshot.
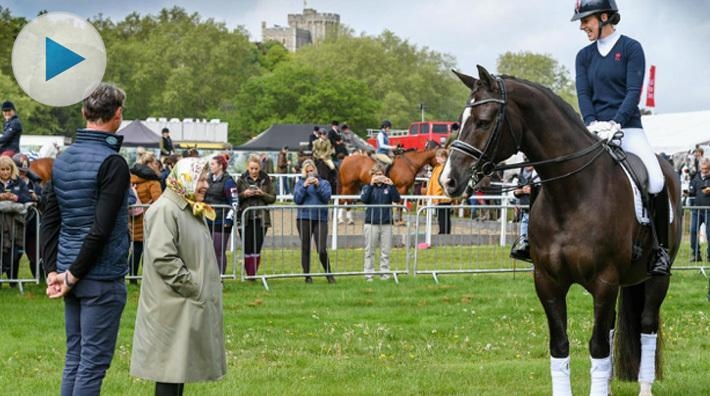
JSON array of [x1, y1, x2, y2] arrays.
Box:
[[7, 0, 710, 114]]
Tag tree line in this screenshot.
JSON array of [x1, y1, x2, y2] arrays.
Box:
[[0, 6, 577, 145]]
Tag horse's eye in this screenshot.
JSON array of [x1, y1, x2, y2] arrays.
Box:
[[476, 120, 491, 129]]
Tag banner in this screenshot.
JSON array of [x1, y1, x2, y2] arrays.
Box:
[[645, 65, 656, 108]]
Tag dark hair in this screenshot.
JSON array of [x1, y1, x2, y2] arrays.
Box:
[[161, 127, 170, 133], [341, 124, 349, 130], [606, 12, 621, 25], [82, 83, 125, 123], [331, 120, 339, 126], [313, 125, 320, 131]]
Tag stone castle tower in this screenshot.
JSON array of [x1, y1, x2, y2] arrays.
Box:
[[261, 8, 340, 52]]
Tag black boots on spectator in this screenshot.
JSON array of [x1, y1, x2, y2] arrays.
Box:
[[510, 236, 532, 262], [648, 188, 671, 276]]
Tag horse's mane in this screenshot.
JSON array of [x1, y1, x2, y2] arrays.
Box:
[[500, 75, 585, 129]]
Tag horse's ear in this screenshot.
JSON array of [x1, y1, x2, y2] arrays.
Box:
[[452, 69, 477, 90], [476, 65, 495, 88]]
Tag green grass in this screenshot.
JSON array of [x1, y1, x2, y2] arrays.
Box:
[[0, 270, 708, 395]]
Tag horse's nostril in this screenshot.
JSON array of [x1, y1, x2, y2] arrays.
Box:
[[445, 177, 456, 188]]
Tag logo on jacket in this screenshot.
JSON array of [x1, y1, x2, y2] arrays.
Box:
[[614, 52, 622, 61]]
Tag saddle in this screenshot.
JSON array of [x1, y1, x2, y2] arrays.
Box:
[[606, 144, 650, 218]]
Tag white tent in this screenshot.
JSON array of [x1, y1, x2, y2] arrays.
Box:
[[642, 110, 710, 154]]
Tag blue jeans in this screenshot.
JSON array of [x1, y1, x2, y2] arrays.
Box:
[[519, 211, 530, 238], [690, 208, 710, 259], [62, 278, 127, 396]]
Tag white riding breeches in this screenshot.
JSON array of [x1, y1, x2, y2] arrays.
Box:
[[620, 128, 664, 194]]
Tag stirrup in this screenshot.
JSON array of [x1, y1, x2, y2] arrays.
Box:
[[510, 236, 532, 263], [648, 247, 671, 276]]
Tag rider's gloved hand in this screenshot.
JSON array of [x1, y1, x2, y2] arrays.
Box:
[[587, 121, 622, 142]]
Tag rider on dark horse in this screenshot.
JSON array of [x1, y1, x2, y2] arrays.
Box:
[[513, 0, 671, 277]]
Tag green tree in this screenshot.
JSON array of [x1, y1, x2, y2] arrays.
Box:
[[290, 30, 468, 131], [232, 62, 378, 144], [496, 51, 578, 111]]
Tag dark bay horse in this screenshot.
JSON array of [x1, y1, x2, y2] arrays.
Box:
[[441, 66, 680, 396]]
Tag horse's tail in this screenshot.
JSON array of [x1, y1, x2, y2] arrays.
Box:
[[614, 282, 664, 381]]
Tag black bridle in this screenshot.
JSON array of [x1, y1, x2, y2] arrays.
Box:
[[449, 77, 509, 184], [449, 76, 606, 189]]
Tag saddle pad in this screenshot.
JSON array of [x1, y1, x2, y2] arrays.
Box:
[[621, 166, 673, 225]]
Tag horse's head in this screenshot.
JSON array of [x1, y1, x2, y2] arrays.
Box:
[[440, 65, 519, 197]]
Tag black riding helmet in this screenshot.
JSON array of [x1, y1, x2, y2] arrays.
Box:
[[570, 0, 618, 21], [571, 0, 620, 42], [380, 120, 392, 129]]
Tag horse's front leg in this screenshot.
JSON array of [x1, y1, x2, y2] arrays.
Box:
[[535, 270, 572, 396], [589, 278, 619, 396], [638, 276, 670, 396]]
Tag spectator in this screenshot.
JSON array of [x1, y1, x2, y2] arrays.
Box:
[[130, 157, 226, 395], [160, 127, 174, 157], [0, 156, 31, 283], [510, 165, 538, 261], [308, 125, 319, 152], [260, 152, 274, 174], [426, 149, 452, 234], [360, 164, 400, 281], [293, 159, 335, 284], [204, 154, 238, 275], [689, 147, 704, 179], [329, 120, 347, 167], [160, 154, 180, 191], [128, 151, 162, 283], [313, 129, 335, 170], [276, 146, 291, 194], [236, 156, 276, 278], [41, 83, 130, 395], [1, 101, 22, 157], [688, 158, 710, 262], [340, 124, 372, 154], [13, 154, 42, 279]]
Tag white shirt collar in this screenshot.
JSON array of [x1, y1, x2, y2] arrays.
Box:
[[596, 29, 621, 56]]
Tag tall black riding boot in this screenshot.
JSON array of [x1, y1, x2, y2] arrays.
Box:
[[648, 188, 671, 276]]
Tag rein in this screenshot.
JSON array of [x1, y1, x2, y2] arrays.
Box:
[[450, 76, 608, 190]]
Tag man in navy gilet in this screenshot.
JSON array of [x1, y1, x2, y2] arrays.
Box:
[[41, 83, 131, 395]]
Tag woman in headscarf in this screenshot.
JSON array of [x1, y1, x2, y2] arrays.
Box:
[[130, 157, 226, 396]]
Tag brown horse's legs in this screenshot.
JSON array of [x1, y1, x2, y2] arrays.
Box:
[[536, 270, 572, 395], [534, 272, 570, 357], [587, 282, 619, 395], [589, 283, 619, 358], [640, 276, 669, 334]]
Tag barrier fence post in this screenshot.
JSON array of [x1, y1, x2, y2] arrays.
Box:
[[500, 197, 508, 247], [332, 197, 339, 250], [425, 197, 433, 245]]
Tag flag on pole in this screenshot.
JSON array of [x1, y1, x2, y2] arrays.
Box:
[[645, 65, 656, 108]]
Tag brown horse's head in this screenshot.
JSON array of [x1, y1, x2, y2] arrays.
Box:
[[440, 65, 521, 197]]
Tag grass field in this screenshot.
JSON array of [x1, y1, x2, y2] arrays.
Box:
[[0, 267, 708, 395]]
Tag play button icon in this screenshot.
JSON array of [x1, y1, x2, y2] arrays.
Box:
[[12, 12, 106, 107], [46, 37, 86, 81]]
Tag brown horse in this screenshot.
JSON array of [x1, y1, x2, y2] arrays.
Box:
[[29, 157, 54, 185], [338, 149, 438, 197], [442, 66, 680, 396]]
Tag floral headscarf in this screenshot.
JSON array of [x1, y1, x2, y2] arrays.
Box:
[[166, 157, 216, 220]]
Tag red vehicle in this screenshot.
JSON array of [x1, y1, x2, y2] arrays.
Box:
[[367, 121, 455, 151]]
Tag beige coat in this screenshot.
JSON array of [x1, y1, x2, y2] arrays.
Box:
[[130, 188, 226, 383]]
